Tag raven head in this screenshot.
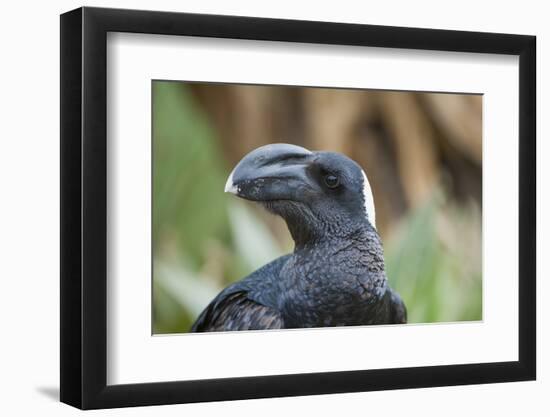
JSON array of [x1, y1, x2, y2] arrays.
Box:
[[225, 143, 376, 246]]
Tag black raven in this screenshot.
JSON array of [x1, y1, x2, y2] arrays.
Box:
[[191, 143, 406, 332]]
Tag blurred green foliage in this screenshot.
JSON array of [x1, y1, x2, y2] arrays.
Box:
[[152, 81, 482, 334], [385, 198, 482, 323]]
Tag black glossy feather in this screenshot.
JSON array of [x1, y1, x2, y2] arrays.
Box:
[[191, 256, 289, 332], [191, 292, 283, 331], [389, 288, 407, 324]]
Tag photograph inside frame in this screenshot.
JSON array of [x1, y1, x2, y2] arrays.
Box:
[[152, 80, 482, 334]]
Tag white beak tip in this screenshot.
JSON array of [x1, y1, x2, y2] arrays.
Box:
[[224, 171, 239, 195], [224, 183, 239, 195]]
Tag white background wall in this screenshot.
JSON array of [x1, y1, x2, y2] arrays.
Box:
[[0, 0, 546, 415]]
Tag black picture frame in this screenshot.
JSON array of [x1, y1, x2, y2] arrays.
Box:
[[60, 6, 536, 410]]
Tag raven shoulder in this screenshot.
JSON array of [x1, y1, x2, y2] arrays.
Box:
[[190, 255, 290, 332], [388, 288, 407, 324]]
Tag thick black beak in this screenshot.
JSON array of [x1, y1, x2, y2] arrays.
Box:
[[225, 143, 313, 202]]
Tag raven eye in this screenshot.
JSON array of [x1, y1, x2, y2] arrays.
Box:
[[324, 174, 340, 189]]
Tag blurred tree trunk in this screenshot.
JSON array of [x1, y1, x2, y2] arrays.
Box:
[[189, 83, 482, 239]]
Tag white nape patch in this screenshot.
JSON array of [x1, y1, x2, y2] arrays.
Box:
[[224, 169, 239, 194], [361, 170, 376, 229]]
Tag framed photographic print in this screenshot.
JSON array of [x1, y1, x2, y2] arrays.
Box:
[[60, 6, 536, 409]]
